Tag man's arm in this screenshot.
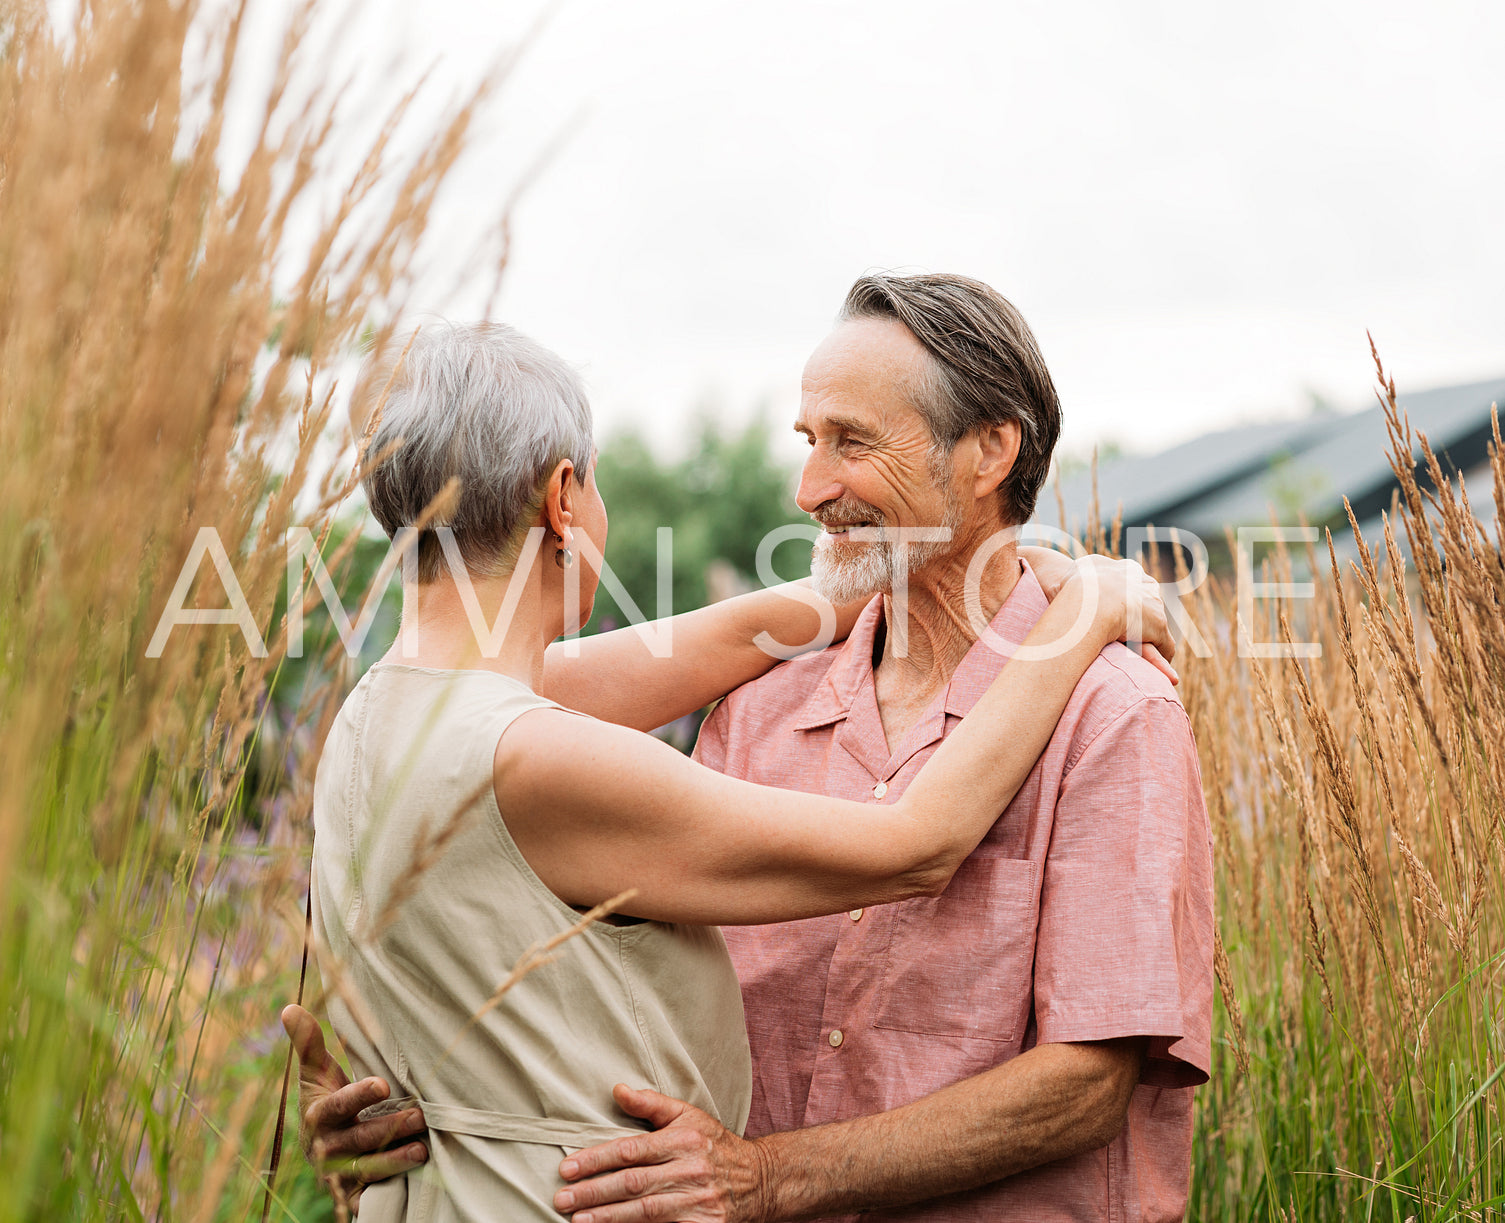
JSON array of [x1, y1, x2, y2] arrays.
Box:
[[553, 1037, 1145, 1223]]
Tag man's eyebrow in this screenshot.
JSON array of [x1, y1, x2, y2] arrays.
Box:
[[796, 413, 876, 439]]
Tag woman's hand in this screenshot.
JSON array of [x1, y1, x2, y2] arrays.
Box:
[[1018, 544, 1078, 601], [1022, 547, 1177, 685]]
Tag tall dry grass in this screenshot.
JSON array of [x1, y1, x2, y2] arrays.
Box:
[[0, 0, 493, 1216], [1163, 355, 1505, 1220]]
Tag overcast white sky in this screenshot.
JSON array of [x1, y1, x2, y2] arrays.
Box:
[[261, 0, 1505, 468]]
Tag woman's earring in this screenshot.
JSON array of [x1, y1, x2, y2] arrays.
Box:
[[554, 532, 574, 569]]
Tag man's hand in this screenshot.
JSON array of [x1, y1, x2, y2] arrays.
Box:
[[554, 1085, 771, 1223], [280, 1004, 428, 1215]]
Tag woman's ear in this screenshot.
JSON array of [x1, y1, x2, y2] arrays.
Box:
[[973, 420, 1022, 499], [541, 458, 577, 544]]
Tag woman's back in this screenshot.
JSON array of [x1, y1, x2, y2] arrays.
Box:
[[311, 663, 751, 1221]]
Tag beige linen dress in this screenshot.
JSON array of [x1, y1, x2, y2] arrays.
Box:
[[311, 663, 752, 1222]]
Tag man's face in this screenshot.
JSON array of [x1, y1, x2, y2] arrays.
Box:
[[795, 317, 968, 603]]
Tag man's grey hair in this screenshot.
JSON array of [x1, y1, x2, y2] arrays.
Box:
[[360, 321, 594, 583], [839, 272, 1061, 525]]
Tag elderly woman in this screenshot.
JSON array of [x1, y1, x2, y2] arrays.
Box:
[[290, 322, 1171, 1220]]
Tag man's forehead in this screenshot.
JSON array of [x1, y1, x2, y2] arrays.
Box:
[[802, 316, 928, 387], [796, 318, 930, 433]]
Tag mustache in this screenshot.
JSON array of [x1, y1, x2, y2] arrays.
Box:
[[811, 498, 886, 529]]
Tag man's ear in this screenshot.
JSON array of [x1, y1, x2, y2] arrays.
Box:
[[541, 458, 577, 544], [973, 420, 1022, 499]]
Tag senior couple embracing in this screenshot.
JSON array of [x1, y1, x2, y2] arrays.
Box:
[[281, 272, 1214, 1222]]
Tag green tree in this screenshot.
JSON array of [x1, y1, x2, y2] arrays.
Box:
[[584, 414, 813, 634]]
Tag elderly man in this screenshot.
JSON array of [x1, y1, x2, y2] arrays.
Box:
[[294, 273, 1213, 1221]]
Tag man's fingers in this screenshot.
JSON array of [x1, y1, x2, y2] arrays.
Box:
[[560, 1183, 702, 1222], [282, 1004, 329, 1071], [344, 1107, 427, 1157], [311, 1105, 427, 1163], [557, 1171, 709, 1223], [558, 1167, 656, 1212], [555, 1157, 712, 1213], [566, 1198, 696, 1223], [556, 1088, 705, 1186], [611, 1084, 690, 1130], [283, 1004, 356, 1098], [559, 1126, 698, 1182], [342, 1141, 430, 1184], [305, 1077, 393, 1134]]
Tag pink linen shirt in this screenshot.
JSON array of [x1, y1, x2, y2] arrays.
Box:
[[697, 560, 1215, 1223]]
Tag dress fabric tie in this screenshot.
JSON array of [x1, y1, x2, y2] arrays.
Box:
[[361, 1095, 646, 1151]]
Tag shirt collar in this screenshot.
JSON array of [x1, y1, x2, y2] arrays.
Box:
[[788, 558, 1051, 733], [789, 595, 886, 732], [943, 558, 1050, 716]]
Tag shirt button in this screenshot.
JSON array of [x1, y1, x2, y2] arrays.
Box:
[[849, 908, 863, 921], [828, 1029, 844, 1047], [872, 781, 888, 799]]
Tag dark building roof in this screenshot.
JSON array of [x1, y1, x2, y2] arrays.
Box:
[[1050, 375, 1505, 554]]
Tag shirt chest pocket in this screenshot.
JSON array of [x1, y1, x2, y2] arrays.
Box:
[[871, 856, 1040, 1044]]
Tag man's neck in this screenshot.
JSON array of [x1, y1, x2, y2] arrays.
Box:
[[871, 537, 1021, 751]]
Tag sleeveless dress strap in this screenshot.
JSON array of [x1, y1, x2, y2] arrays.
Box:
[[361, 1095, 645, 1150]]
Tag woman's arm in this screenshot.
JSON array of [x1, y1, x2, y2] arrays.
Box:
[[499, 557, 1169, 926], [537, 581, 869, 732]]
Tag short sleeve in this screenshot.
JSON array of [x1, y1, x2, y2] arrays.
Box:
[[691, 697, 730, 772], [1033, 696, 1215, 1087]]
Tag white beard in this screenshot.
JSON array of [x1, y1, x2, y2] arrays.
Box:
[[810, 526, 954, 604]]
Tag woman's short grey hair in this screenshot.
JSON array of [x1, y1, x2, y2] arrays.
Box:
[[360, 321, 594, 583]]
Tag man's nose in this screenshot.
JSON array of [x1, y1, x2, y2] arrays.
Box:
[[796, 451, 843, 515]]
